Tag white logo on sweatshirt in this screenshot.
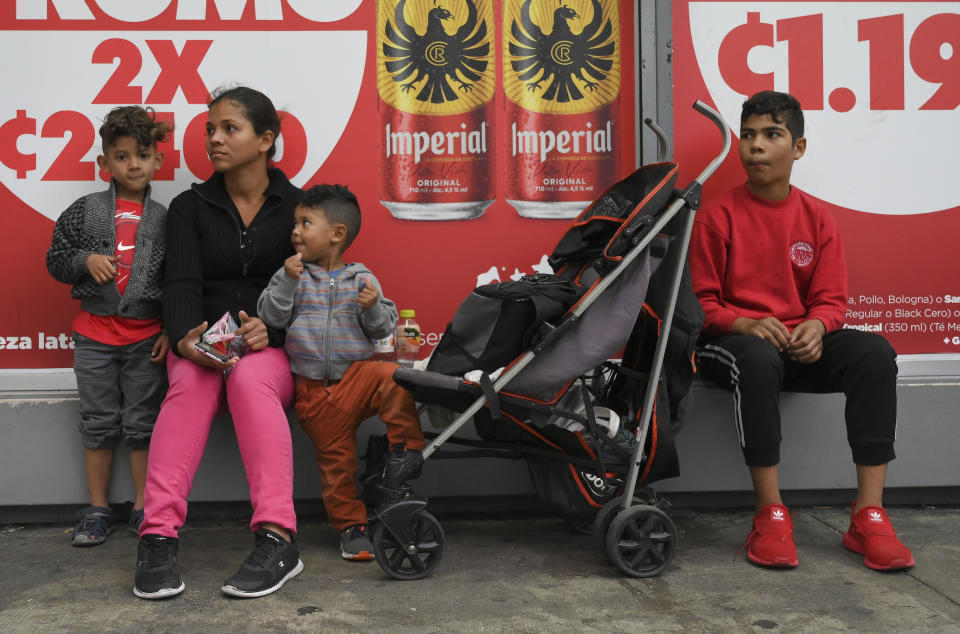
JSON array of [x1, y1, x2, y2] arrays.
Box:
[[790, 241, 814, 267]]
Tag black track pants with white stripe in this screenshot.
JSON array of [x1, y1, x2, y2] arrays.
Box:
[[696, 329, 898, 467]]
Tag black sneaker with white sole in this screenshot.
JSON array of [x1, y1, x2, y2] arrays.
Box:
[[221, 528, 303, 598], [134, 534, 185, 600]]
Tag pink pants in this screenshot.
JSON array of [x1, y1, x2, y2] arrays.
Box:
[[140, 347, 296, 538]]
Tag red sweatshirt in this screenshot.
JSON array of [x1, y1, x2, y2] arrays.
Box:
[[690, 184, 847, 336]]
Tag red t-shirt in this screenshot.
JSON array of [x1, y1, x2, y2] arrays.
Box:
[[689, 184, 848, 337], [72, 199, 162, 345], [113, 198, 142, 295]]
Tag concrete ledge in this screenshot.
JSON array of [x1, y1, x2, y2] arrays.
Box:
[[657, 378, 960, 493], [3, 353, 958, 391], [2, 364, 959, 519], [0, 400, 536, 507]]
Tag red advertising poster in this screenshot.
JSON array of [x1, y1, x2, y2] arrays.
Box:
[[0, 0, 638, 370], [674, 0, 960, 355]]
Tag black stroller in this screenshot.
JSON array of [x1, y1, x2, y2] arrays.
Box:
[[366, 101, 731, 580]]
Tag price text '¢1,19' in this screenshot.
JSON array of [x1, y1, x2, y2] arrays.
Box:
[[720, 12, 960, 111]]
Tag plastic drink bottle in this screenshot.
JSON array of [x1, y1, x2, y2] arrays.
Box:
[[395, 309, 421, 367], [371, 333, 396, 362]]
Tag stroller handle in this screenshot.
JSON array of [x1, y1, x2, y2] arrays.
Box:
[[643, 117, 671, 163], [618, 100, 731, 502], [691, 100, 732, 186]]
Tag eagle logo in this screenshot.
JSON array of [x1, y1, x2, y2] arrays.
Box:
[[382, 0, 491, 105], [508, 0, 615, 103]]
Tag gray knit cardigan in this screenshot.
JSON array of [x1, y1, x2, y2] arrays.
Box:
[[46, 181, 167, 320]]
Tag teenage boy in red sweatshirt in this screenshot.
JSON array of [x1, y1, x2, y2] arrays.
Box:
[[689, 91, 914, 571]]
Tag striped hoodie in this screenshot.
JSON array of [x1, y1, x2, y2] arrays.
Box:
[[257, 262, 397, 380]]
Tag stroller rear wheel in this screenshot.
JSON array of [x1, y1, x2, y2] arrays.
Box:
[[605, 505, 677, 578], [373, 510, 445, 580]]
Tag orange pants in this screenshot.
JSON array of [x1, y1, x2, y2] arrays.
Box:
[[294, 361, 425, 531]]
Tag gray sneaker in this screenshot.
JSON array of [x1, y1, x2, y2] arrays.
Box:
[[340, 524, 375, 561], [71, 506, 114, 546]]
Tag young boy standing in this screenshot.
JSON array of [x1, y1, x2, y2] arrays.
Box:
[[47, 106, 171, 545], [689, 91, 914, 571], [258, 184, 425, 560]]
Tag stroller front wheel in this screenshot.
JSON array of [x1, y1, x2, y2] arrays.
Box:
[[373, 510, 445, 580], [605, 505, 677, 578], [592, 494, 652, 556]]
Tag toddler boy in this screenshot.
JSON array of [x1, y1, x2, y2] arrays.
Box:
[[258, 184, 424, 560]]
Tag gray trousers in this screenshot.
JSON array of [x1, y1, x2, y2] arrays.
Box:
[[73, 332, 168, 450]]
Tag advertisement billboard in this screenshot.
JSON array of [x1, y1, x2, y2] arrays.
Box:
[[0, 0, 639, 371], [674, 0, 960, 356]]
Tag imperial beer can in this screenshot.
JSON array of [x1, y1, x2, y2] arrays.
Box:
[[504, 0, 622, 219], [378, 0, 496, 220]]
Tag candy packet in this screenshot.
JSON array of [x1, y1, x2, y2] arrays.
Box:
[[194, 311, 250, 363]]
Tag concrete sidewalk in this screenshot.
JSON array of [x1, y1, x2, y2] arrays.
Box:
[[1, 506, 957, 632]]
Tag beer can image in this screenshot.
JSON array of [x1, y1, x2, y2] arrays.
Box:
[[504, 0, 622, 219], [378, 0, 496, 221]]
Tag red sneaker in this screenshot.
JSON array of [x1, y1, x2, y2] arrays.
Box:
[[740, 504, 798, 568], [842, 503, 915, 571]]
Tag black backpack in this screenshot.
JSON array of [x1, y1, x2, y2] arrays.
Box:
[[426, 274, 581, 377], [603, 209, 704, 440]]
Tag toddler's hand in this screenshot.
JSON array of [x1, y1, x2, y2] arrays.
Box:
[[358, 276, 379, 310], [284, 253, 304, 280], [86, 254, 120, 285]]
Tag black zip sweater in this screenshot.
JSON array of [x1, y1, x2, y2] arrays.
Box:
[[163, 167, 299, 354]]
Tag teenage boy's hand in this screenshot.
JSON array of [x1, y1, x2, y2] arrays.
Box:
[[732, 316, 791, 351], [86, 254, 120, 285], [178, 321, 239, 371], [237, 310, 269, 350], [151, 333, 170, 363], [284, 253, 303, 280], [788, 319, 826, 363], [358, 276, 379, 310]]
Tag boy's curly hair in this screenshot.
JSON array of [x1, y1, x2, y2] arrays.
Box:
[[741, 91, 804, 142], [99, 106, 172, 150], [301, 184, 362, 248]]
